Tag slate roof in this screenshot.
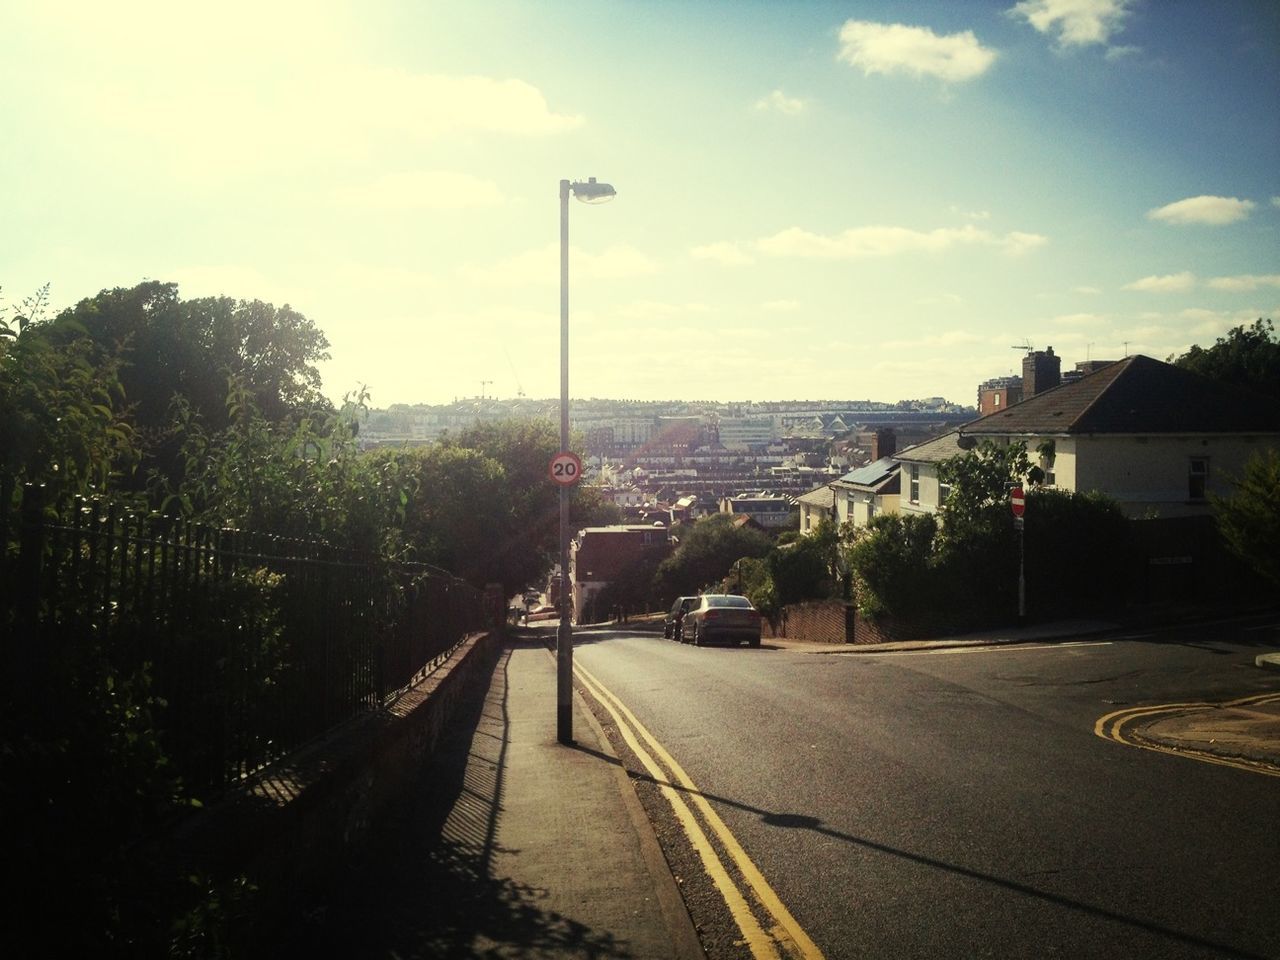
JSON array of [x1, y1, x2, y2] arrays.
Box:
[[796, 485, 836, 509], [961, 355, 1280, 436], [895, 431, 965, 464]]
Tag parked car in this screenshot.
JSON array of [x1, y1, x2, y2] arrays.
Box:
[[680, 594, 762, 647], [664, 596, 701, 640]]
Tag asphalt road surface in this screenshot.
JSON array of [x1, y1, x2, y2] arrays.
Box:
[[573, 616, 1280, 960]]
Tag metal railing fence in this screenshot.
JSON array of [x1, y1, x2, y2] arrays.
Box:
[[1, 481, 487, 798]]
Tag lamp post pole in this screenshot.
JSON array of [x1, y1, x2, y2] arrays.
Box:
[[556, 177, 615, 746], [557, 179, 573, 744]]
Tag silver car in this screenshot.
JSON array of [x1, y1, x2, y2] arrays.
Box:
[[680, 594, 763, 647]]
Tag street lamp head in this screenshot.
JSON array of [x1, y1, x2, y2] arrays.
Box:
[[571, 177, 616, 204]]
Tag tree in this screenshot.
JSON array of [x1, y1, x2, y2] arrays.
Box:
[[1171, 318, 1280, 402], [48, 281, 333, 436], [845, 513, 938, 618], [1212, 450, 1280, 589], [0, 287, 136, 498], [654, 514, 772, 599]]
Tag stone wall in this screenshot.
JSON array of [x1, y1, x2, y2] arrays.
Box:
[[154, 629, 503, 925]]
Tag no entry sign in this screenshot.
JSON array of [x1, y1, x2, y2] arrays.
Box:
[[1010, 486, 1025, 517], [549, 451, 583, 487]]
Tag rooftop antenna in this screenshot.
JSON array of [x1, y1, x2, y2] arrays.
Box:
[[1123, 341, 1130, 357], [1010, 338, 1034, 354]]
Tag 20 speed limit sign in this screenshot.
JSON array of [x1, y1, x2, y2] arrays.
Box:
[[549, 451, 583, 486]]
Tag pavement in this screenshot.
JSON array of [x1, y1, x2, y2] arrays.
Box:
[[418, 619, 1278, 958]]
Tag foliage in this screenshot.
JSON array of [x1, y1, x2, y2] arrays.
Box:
[[48, 281, 333, 434], [936, 440, 1031, 524], [768, 520, 841, 606], [150, 382, 404, 555], [447, 418, 618, 594], [1171, 318, 1280, 402], [1022, 488, 1129, 615], [653, 513, 772, 599], [1212, 449, 1280, 589], [845, 513, 938, 619], [0, 287, 137, 498]]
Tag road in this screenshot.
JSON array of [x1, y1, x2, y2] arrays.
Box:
[[573, 616, 1280, 960]]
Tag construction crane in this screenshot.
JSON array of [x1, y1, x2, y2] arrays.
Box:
[[479, 380, 492, 399]]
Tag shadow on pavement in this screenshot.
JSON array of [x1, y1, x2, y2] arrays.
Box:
[[279, 645, 628, 959]]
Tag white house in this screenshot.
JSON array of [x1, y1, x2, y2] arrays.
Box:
[[904, 356, 1280, 518]]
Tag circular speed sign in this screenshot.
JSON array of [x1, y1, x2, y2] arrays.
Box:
[[549, 451, 583, 487]]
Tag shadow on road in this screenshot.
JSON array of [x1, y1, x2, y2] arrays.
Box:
[[279, 645, 627, 959], [569, 744, 1272, 960]]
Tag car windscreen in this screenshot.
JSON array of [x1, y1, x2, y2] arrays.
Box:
[[707, 596, 752, 608]]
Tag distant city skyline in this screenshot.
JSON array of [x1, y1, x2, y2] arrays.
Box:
[[3, 1, 1277, 408]]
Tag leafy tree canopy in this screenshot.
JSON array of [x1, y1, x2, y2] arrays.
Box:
[[1212, 449, 1280, 589], [655, 513, 772, 599], [1171, 318, 1280, 402], [47, 281, 332, 435]]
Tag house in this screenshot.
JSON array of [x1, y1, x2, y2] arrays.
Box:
[[831, 457, 901, 528], [893, 432, 966, 518], [909, 356, 1280, 518], [719, 492, 794, 529], [570, 524, 673, 623], [796, 485, 836, 534]]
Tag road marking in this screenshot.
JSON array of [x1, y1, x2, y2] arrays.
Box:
[[1095, 692, 1280, 778], [575, 662, 825, 960], [857, 640, 1113, 657]]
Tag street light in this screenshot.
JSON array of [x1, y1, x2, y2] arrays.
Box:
[[558, 176, 616, 745]]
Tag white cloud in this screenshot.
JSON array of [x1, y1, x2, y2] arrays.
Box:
[[334, 171, 504, 210], [1273, 197, 1280, 209], [1002, 231, 1050, 256], [690, 241, 755, 266], [761, 299, 801, 312], [462, 243, 659, 287], [1123, 271, 1196, 293], [755, 90, 808, 114], [1207, 274, 1280, 293], [950, 206, 991, 221], [1008, 0, 1134, 48], [837, 20, 997, 83], [1147, 196, 1256, 226], [753, 224, 1045, 259], [1053, 313, 1107, 326]]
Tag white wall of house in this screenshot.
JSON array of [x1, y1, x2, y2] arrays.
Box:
[[898, 462, 946, 516], [1067, 434, 1276, 517]]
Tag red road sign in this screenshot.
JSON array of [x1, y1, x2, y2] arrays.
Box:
[[1010, 486, 1025, 517], [549, 451, 583, 487]]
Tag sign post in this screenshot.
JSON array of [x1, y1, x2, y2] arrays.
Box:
[[1011, 486, 1026, 622]]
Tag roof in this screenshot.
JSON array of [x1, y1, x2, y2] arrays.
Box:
[[796, 485, 836, 509], [837, 456, 897, 486], [895, 431, 965, 464], [962, 355, 1280, 436]]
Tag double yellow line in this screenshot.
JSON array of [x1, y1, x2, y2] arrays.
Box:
[[574, 662, 825, 960], [1095, 692, 1280, 777]]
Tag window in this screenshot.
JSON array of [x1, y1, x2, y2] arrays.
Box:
[[993, 392, 1001, 407], [1189, 457, 1209, 500], [909, 464, 920, 503], [939, 478, 951, 503]]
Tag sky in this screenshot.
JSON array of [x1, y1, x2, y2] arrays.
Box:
[[3, 0, 1278, 408]]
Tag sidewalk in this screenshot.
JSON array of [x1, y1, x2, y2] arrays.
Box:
[[473, 639, 701, 959]]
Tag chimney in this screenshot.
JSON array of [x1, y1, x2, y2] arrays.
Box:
[[1023, 346, 1061, 398], [871, 428, 896, 460]]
